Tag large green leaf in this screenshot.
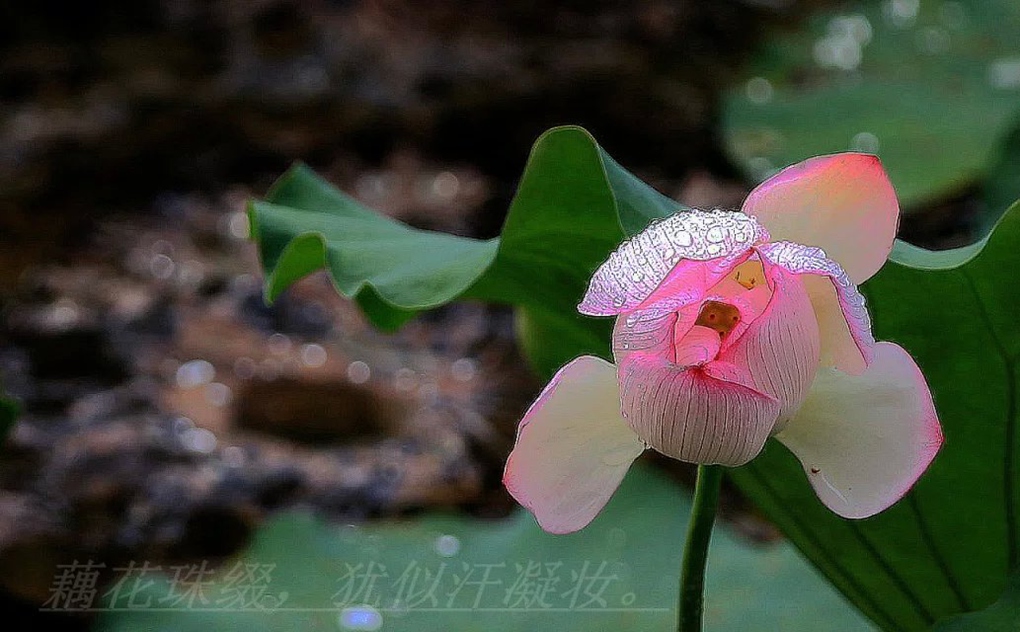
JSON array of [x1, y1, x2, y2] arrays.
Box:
[[249, 126, 681, 376], [730, 201, 1020, 631], [722, 0, 1020, 209], [93, 465, 871, 631], [934, 569, 1020, 631], [249, 128, 1020, 630]]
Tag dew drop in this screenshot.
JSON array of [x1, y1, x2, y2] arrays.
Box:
[[989, 57, 1020, 90], [431, 171, 460, 200], [850, 131, 880, 153], [745, 77, 773, 105], [339, 605, 383, 631], [181, 427, 217, 454], [451, 358, 476, 382], [916, 27, 950, 55], [883, 0, 919, 27], [268, 333, 292, 355], [394, 368, 418, 392], [176, 359, 215, 388], [347, 360, 371, 384], [228, 211, 250, 239], [434, 534, 461, 557], [150, 254, 175, 280], [206, 382, 232, 407], [300, 343, 327, 368]]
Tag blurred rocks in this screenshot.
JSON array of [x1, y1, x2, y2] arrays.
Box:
[[0, 189, 536, 609], [0, 0, 796, 288]]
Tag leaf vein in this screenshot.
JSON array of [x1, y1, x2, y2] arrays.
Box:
[[960, 268, 1019, 570], [739, 462, 906, 632]]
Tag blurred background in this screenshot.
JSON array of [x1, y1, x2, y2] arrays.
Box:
[[1, 0, 1017, 630]]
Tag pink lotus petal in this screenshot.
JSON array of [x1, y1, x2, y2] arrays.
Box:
[[741, 153, 898, 284], [617, 352, 780, 466], [758, 241, 874, 375], [579, 210, 768, 316], [674, 324, 723, 367], [775, 342, 943, 519], [503, 355, 645, 534], [720, 270, 820, 424], [612, 309, 678, 366]]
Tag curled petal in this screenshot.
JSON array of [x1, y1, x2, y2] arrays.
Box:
[[758, 241, 874, 375], [720, 270, 820, 425], [775, 342, 943, 519], [741, 153, 898, 284], [613, 309, 677, 366], [618, 353, 780, 466], [674, 325, 722, 367], [503, 356, 644, 534], [579, 210, 768, 316]]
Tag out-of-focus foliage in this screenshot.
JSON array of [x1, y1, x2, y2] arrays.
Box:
[[248, 127, 1020, 630], [94, 465, 871, 631], [723, 0, 1020, 212], [983, 126, 1020, 236]]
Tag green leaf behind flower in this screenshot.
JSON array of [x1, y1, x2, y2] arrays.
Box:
[[93, 465, 871, 632], [248, 126, 681, 376], [731, 200, 1020, 631]]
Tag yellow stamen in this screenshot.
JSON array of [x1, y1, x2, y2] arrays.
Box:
[[732, 260, 764, 290]]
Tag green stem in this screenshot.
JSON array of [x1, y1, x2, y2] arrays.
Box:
[[678, 464, 723, 632]]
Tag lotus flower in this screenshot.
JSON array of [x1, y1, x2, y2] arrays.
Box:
[[503, 154, 944, 534]]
